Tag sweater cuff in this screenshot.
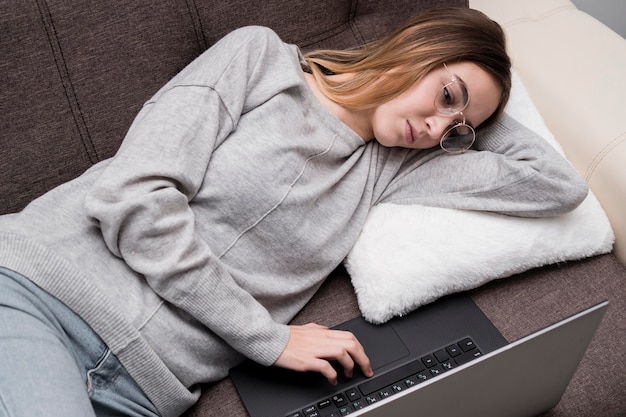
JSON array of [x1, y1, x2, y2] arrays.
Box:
[[181, 266, 293, 366]]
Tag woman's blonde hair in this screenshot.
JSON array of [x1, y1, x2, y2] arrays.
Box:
[[304, 7, 511, 128]]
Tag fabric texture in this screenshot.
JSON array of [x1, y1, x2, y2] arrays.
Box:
[[345, 71, 615, 323], [0, 26, 587, 417]]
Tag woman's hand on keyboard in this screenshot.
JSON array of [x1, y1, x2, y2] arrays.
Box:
[[274, 323, 374, 385]]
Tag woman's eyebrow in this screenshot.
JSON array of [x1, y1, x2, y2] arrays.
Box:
[[453, 73, 470, 104]]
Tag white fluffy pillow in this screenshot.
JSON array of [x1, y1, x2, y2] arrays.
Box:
[[344, 71, 615, 324]]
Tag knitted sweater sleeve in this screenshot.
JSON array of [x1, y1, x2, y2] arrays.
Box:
[[380, 113, 589, 217], [84, 27, 294, 366]]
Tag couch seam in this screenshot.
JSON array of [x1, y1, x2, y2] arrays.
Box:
[[35, 0, 100, 165], [349, 0, 366, 45], [500, 5, 578, 29], [584, 132, 626, 182], [296, 22, 356, 50], [297, 2, 363, 50], [184, 0, 208, 53]]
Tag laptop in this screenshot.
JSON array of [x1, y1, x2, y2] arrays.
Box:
[[230, 293, 608, 417]]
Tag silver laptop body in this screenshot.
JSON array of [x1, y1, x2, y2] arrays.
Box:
[[352, 300, 608, 417]]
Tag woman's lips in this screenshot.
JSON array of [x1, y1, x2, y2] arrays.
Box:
[[405, 121, 415, 145]]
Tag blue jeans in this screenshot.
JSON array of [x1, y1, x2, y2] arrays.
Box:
[[0, 267, 160, 417]]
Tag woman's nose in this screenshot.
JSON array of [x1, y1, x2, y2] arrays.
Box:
[[425, 114, 454, 141]]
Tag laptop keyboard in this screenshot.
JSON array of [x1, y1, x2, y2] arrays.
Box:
[[285, 337, 482, 417]]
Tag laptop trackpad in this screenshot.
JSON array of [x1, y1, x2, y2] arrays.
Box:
[[344, 320, 410, 370]]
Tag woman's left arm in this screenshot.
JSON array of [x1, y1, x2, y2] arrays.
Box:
[[381, 113, 589, 217]]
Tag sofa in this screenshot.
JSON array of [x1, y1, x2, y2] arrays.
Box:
[[1, 0, 624, 416]]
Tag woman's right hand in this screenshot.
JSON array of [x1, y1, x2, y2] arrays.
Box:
[[273, 323, 374, 385]]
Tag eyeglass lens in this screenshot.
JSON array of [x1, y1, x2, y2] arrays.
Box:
[[441, 123, 475, 153], [435, 79, 469, 115]]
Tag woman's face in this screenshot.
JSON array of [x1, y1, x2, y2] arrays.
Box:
[[369, 62, 502, 149]]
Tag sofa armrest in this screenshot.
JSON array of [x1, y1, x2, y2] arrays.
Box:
[[470, 0, 626, 265]]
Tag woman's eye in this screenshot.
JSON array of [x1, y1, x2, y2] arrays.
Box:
[[442, 86, 454, 105]]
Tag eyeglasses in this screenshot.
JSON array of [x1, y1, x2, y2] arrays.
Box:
[[434, 64, 476, 154]]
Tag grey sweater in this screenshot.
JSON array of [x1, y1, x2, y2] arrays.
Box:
[[0, 27, 588, 416]]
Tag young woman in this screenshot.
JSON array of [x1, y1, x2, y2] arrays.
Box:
[[0, 7, 587, 417]]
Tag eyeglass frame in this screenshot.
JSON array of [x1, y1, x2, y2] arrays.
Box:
[[435, 64, 476, 154]]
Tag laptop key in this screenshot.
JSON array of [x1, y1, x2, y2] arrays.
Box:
[[358, 358, 425, 396], [378, 387, 393, 399], [352, 400, 365, 410], [455, 349, 483, 366], [317, 399, 332, 409], [345, 388, 361, 401], [434, 349, 450, 363], [332, 394, 347, 407], [446, 344, 462, 357], [404, 377, 417, 387], [421, 354, 437, 368], [429, 365, 443, 377], [365, 395, 378, 405], [416, 371, 430, 382], [459, 337, 477, 352]]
